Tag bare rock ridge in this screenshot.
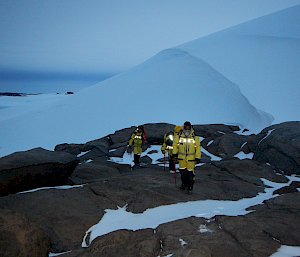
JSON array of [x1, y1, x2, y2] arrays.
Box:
[[0, 121, 299, 257]]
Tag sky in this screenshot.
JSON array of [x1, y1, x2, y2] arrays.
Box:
[[1, 0, 300, 92]]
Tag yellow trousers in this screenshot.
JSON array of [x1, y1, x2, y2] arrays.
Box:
[[178, 159, 195, 172]]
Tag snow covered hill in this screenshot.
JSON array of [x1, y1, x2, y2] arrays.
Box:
[[1, 5, 299, 157], [0, 48, 272, 157], [179, 4, 300, 123]]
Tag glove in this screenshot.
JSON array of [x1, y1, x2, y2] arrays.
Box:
[[195, 158, 201, 164]]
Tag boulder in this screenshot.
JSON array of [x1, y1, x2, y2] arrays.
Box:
[[85, 136, 112, 151], [77, 147, 107, 162], [0, 209, 50, 257], [0, 148, 79, 196], [143, 123, 175, 144], [140, 155, 152, 165], [107, 146, 127, 158], [54, 143, 87, 156], [253, 121, 300, 175], [69, 158, 131, 184], [203, 133, 248, 158], [106, 126, 136, 146], [64, 229, 160, 257], [0, 185, 117, 252], [273, 181, 300, 195], [193, 124, 240, 138]]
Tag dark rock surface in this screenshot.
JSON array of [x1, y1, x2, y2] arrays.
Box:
[[63, 193, 300, 257], [202, 133, 248, 158], [0, 148, 79, 196], [0, 122, 299, 257], [253, 121, 300, 175], [273, 181, 300, 195], [247, 192, 300, 246], [0, 209, 50, 257], [193, 124, 240, 138]]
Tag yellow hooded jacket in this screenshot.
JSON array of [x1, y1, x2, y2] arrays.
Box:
[[173, 129, 201, 162], [128, 130, 144, 155]]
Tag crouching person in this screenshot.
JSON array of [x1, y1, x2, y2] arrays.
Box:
[[173, 121, 201, 194]]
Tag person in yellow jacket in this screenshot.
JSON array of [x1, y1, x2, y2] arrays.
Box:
[[127, 125, 146, 166], [172, 121, 201, 194], [161, 125, 182, 173]]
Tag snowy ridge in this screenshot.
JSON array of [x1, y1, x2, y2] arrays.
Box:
[[179, 4, 300, 123], [0, 48, 272, 157]]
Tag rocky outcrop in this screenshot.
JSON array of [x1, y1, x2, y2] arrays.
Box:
[[62, 192, 300, 257], [65, 229, 160, 257], [253, 121, 300, 175], [69, 158, 131, 184], [193, 124, 240, 138], [202, 133, 248, 158], [0, 209, 50, 257], [0, 122, 299, 256], [0, 148, 79, 196]]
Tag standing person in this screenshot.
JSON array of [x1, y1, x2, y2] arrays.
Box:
[[173, 121, 201, 194], [127, 125, 146, 166], [161, 126, 182, 173]]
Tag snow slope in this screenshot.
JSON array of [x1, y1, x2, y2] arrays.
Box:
[[0, 48, 272, 157], [179, 4, 300, 123]]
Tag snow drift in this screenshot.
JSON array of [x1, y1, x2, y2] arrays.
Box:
[[0, 48, 272, 157], [179, 4, 300, 123]]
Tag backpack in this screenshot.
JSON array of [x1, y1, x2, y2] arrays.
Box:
[[165, 131, 174, 147]]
